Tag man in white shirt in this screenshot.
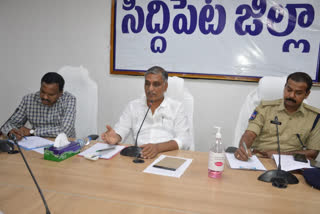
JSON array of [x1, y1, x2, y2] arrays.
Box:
[[101, 66, 191, 159]]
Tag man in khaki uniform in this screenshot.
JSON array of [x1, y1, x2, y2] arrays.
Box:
[[235, 72, 320, 160]]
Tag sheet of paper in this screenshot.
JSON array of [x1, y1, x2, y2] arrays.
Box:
[[226, 153, 266, 171], [18, 136, 54, 150], [143, 155, 193, 178], [78, 143, 125, 159], [32, 147, 45, 154], [273, 154, 313, 171]]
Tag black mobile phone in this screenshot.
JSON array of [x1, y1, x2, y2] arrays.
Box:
[[293, 153, 308, 163], [310, 160, 320, 168], [225, 146, 237, 153]]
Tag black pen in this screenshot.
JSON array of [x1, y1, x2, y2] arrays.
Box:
[[153, 165, 177, 171]]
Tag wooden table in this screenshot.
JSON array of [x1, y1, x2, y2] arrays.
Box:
[[0, 144, 319, 214]]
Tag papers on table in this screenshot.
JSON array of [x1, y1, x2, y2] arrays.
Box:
[[32, 147, 45, 154], [18, 136, 54, 150], [143, 155, 193, 178], [225, 153, 266, 171], [78, 143, 125, 159], [273, 154, 313, 171]]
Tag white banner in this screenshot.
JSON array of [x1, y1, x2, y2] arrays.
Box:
[[112, 0, 320, 81]]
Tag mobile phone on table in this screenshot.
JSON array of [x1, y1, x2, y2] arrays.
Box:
[[225, 146, 237, 153], [293, 153, 308, 163]]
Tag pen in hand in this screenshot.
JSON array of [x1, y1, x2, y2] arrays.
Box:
[[242, 141, 251, 160]]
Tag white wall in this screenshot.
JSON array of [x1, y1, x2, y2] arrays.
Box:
[[1, 0, 319, 152]]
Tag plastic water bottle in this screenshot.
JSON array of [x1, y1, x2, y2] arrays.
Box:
[[208, 126, 225, 178], [75, 138, 86, 148], [75, 137, 91, 148]]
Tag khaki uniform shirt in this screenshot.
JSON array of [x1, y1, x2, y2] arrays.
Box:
[[247, 99, 320, 152]]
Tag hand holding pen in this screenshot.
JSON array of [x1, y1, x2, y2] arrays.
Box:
[[234, 141, 252, 161]]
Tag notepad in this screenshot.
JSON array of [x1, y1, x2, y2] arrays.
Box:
[[78, 143, 125, 159], [153, 156, 186, 171], [18, 136, 54, 150], [273, 154, 313, 171], [225, 153, 266, 171]]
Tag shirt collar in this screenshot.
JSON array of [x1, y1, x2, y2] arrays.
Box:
[[158, 96, 168, 109], [141, 95, 168, 112]]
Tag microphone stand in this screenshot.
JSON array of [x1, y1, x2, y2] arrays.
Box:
[[258, 116, 299, 188], [9, 134, 51, 214], [0, 108, 19, 134], [120, 101, 153, 163]]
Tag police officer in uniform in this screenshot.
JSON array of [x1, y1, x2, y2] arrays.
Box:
[[235, 72, 320, 161]]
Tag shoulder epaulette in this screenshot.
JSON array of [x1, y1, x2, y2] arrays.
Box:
[[261, 99, 281, 106], [303, 103, 320, 114]]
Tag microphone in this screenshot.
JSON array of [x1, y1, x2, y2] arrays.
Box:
[[9, 134, 51, 213], [120, 101, 153, 163], [258, 116, 299, 188]]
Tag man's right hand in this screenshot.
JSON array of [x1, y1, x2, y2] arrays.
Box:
[[101, 125, 121, 145], [8, 129, 25, 141], [234, 144, 252, 161]]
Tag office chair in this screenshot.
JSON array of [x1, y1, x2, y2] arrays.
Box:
[[58, 66, 98, 139], [166, 76, 195, 151], [232, 76, 288, 147]]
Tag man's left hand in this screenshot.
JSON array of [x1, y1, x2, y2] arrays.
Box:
[[140, 143, 159, 159]]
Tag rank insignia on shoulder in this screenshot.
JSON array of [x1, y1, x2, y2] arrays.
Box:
[[249, 110, 258, 120]]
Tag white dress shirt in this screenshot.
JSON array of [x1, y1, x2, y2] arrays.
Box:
[[114, 96, 191, 150]]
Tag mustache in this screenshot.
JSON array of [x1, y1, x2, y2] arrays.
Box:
[[285, 98, 296, 103], [41, 98, 51, 103], [146, 91, 156, 96]]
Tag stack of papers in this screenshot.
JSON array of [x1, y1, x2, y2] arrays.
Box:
[[225, 153, 266, 171], [78, 143, 125, 159], [273, 154, 313, 171], [18, 136, 54, 150]]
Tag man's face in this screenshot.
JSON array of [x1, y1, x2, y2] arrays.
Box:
[[40, 82, 62, 106], [144, 73, 168, 103], [283, 79, 310, 111]]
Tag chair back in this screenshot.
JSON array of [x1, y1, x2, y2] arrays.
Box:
[[232, 76, 287, 147], [58, 66, 98, 138], [166, 76, 195, 151]]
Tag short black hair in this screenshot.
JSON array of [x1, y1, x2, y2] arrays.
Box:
[[286, 72, 313, 92], [41, 72, 65, 92], [145, 66, 168, 82]]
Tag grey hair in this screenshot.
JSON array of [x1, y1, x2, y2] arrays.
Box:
[[145, 66, 168, 82]]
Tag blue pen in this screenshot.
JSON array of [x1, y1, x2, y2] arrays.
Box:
[[240, 166, 257, 170]]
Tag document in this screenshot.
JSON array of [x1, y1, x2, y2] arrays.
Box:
[[78, 143, 125, 159], [273, 154, 313, 171], [18, 136, 54, 150], [143, 155, 193, 178], [226, 153, 266, 171]]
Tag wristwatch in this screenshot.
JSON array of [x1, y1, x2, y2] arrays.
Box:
[[29, 129, 35, 136]]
